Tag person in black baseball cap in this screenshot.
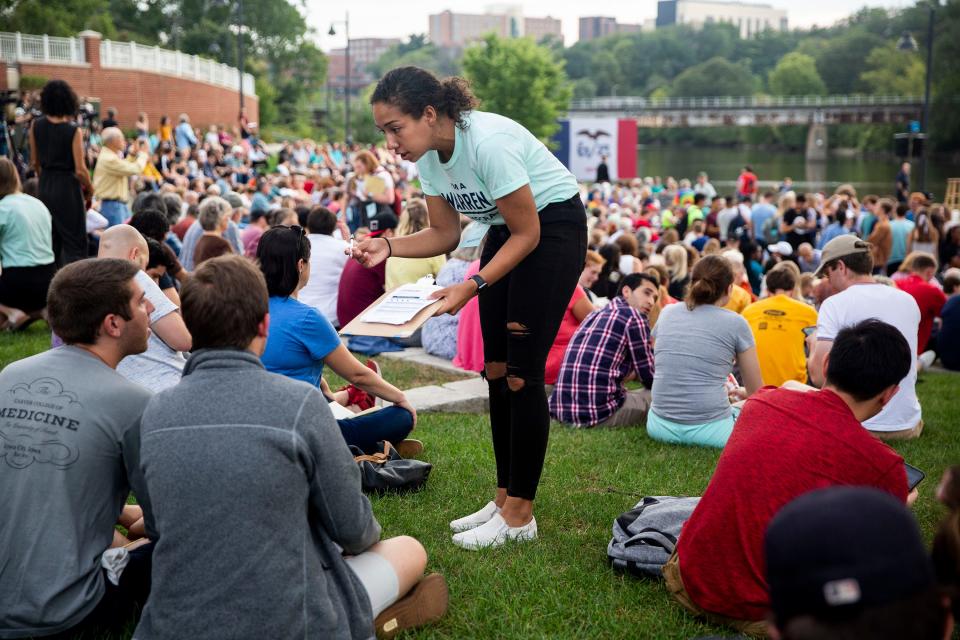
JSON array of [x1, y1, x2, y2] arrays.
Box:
[[765, 486, 951, 640]]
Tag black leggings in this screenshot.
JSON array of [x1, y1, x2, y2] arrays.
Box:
[[479, 197, 587, 500]]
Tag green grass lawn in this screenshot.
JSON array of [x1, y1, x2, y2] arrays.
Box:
[[378, 370, 959, 639], [2, 322, 959, 639]]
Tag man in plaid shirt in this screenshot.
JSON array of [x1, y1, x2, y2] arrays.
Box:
[[549, 273, 658, 427]]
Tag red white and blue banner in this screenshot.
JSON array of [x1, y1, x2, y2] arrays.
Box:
[[552, 118, 637, 182]]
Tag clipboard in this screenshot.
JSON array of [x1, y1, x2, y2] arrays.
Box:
[[364, 174, 387, 197], [339, 289, 444, 338]]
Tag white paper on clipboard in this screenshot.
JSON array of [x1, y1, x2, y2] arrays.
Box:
[[360, 283, 443, 325]]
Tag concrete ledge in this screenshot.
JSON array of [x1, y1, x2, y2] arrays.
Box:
[[404, 382, 489, 413], [380, 348, 480, 378]]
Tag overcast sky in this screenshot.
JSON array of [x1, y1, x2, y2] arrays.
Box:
[[307, 0, 910, 50]]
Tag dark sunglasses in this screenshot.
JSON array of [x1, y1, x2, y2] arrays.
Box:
[[283, 224, 306, 240]]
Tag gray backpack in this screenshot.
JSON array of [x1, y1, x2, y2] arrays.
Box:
[[607, 495, 700, 578]]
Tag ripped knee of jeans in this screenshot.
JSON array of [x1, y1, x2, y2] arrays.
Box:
[[485, 361, 507, 380], [506, 321, 531, 339], [506, 375, 526, 392]]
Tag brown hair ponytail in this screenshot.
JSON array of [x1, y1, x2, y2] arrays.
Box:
[[685, 254, 734, 310]]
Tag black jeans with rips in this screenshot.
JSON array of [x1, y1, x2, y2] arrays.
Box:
[[479, 196, 587, 501]]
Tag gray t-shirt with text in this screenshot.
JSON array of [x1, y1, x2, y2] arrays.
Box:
[[0, 347, 152, 638]]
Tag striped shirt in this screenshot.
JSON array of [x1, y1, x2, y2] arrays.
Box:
[[549, 297, 655, 426]]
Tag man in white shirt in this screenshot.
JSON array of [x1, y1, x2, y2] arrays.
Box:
[[98, 225, 192, 392], [808, 235, 922, 439], [298, 206, 349, 327]]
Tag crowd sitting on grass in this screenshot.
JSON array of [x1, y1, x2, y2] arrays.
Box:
[[1, 76, 960, 639]]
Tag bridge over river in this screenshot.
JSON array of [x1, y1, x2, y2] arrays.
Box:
[[567, 95, 923, 160]]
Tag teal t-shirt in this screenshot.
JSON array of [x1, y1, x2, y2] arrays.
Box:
[[889, 218, 916, 264], [0, 193, 55, 267], [416, 111, 578, 226]]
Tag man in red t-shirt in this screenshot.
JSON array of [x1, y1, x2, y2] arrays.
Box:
[[736, 165, 758, 201], [896, 252, 947, 353], [663, 319, 915, 635]]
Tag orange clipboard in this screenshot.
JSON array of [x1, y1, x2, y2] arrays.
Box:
[[339, 289, 444, 339]]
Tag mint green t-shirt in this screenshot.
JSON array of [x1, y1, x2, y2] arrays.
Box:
[[0, 193, 55, 267], [416, 111, 578, 226]]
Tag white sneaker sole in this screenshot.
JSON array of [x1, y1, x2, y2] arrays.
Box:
[[449, 502, 500, 533], [451, 515, 537, 551]]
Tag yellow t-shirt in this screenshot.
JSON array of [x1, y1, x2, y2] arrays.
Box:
[[742, 294, 818, 387], [723, 284, 752, 314], [385, 255, 447, 291]]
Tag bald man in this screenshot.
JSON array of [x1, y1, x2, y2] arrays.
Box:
[[93, 128, 150, 227], [99, 225, 191, 391]]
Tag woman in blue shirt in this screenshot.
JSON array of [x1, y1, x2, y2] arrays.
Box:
[[257, 225, 417, 453], [353, 67, 587, 550]]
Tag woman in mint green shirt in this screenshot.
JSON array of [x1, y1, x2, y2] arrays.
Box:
[[0, 158, 56, 330], [352, 67, 587, 550]]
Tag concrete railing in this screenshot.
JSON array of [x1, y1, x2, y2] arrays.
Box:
[[0, 32, 85, 64], [570, 95, 923, 111]]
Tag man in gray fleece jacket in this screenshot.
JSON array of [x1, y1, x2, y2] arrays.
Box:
[[134, 256, 447, 640]]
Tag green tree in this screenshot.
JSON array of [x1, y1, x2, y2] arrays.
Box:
[[572, 77, 597, 100], [462, 34, 571, 141], [859, 44, 924, 95], [369, 43, 461, 79], [670, 57, 757, 97], [114, 0, 327, 135], [768, 52, 827, 95], [929, 0, 960, 151], [813, 30, 885, 94], [0, 0, 115, 36]]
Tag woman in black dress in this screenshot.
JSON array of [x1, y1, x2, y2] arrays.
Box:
[[29, 80, 92, 265]]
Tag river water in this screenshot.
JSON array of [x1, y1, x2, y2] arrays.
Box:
[[636, 146, 956, 199]]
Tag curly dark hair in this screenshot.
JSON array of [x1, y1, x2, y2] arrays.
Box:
[[40, 80, 79, 117], [371, 66, 478, 129]]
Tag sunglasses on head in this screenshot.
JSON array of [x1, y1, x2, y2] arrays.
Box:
[[284, 224, 306, 238]]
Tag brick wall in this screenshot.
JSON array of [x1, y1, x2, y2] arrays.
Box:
[[1, 33, 258, 132]]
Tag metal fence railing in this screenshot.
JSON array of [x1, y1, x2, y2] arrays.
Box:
[[100, 39, 256, 95], [569, 95, 923, 111], [0, 32, 85, 64], [0, 31, 255, 96]]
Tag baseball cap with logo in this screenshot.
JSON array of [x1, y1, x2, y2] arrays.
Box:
[[366, 207, 398, 237], [765, 486, 935, 626], [813, 235, 871, 277]]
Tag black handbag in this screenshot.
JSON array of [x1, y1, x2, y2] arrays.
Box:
[[349, 441, 432, 495]]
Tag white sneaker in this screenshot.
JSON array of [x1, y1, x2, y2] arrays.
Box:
[[451, 514, 537, 550], [919, 350, 936, 371], [449, 501, 500, 533]]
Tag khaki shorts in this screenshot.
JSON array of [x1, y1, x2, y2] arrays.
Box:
[[594, 389, 651, 428], [873, 420, 924, 441], [662, 551, 768, 638]]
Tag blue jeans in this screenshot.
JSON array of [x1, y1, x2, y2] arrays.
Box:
[[337, 406, 414, 454], [100, 200, 130, 227]]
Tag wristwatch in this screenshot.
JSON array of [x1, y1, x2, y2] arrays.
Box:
[[469, 274, 488, 293]]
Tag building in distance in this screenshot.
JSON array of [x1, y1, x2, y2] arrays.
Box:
[[429, 5, 562, 47], [327, 37, 401, 95], [656, 0, 788, 38], [578, 16, 650, 42]]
